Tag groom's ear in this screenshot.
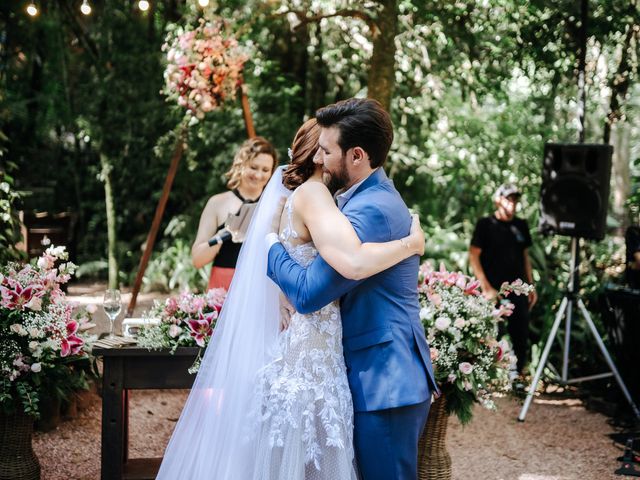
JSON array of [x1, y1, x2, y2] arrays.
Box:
[[351, 146, 368, 166]]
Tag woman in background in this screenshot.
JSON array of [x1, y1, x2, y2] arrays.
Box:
[[191, 136, 278, 290]]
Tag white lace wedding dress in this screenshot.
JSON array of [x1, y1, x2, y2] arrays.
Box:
[[250, 191, 358, 480]]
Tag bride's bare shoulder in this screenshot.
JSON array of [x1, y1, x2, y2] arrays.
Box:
[[295, 180, 332, 203]]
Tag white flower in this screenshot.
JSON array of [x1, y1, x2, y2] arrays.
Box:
[[10, 324, 27, 336], [26, 296, 42, 311], [419, 307, 430, 320], [86, 303, 98, 314], [434, 316, 451, 331], [30, 363, 42, 373], [459, 362, 474, 375], [447, 373, 457, 383], [28, 328, 41, 338], [168, 325, 182, 338], [29, 341, 39, 351], [453, 317, 466, 329], [463, 380, 473, 391]]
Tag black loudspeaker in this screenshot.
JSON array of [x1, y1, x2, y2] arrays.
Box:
[[539, 143, 613, 240]]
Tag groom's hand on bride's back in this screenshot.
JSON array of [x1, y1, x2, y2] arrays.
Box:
[[279, 292, 295, 331], [409, 214, 426, 256]]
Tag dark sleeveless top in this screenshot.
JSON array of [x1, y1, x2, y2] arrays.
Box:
[[212, 189, 260, 268]]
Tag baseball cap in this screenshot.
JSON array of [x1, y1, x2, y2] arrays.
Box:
[[494, 183, 521, 200]]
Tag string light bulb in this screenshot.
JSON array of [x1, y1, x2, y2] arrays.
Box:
[[26, 2, 38, 16], [198, 0, 209, 7], [138, 0, 150, 11], [80, 0, 92, 15]]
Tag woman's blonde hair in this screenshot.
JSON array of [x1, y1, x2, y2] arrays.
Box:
[[225, 136, 278, 189]]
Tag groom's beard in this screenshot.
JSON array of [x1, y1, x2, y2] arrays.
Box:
[[323, 154, 350, 195]]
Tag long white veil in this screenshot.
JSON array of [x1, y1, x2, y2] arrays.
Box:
[[157, 167, 291, 479]]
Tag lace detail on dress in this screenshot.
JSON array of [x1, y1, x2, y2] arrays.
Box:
[[250, 189, 357, 480]]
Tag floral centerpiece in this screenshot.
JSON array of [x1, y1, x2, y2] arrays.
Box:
[[418, 262, 533, 424], [137, 289, 227, 372], [0, 246, 96, 418], [162, 18, 248, 121]]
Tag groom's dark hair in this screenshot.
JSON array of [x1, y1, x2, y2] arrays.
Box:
[[315, 98, 393, 168]]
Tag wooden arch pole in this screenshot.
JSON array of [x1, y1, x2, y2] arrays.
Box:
[[126, 88, 256, 317], [240, 84, 256, 138]]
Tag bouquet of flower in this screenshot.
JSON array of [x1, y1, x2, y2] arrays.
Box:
[[137, 289, 227, 371], [0, 246, 96, 418], [418, 262, 533, 424], [162, 18, 248, 120]]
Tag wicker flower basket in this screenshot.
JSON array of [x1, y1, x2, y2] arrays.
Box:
[[0, 409, 41, 480], [418, 394, 451, 480]]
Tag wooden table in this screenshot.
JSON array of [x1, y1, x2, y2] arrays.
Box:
[[93, 346, 199, 480]]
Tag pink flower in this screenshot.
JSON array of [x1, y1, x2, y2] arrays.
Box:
[[427, 292, 442, 307], [186, 318, 213, 347], [165, 297, 179, 316], [86, 303, 98, 314], [464, 280, 481, 296], [1, 283, 38, 310], [430, 347, 439, 361], [61, 320, 84, 357], [459, 362, 474, 375]]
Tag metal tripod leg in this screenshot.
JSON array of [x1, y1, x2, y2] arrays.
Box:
[[518, 297, 569, 422], [576, 299, 640, 420]]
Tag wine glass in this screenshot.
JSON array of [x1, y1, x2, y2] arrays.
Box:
[[103, 289, 122, 339]]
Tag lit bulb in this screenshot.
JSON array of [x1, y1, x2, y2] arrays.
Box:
[[138, 0, 149, 11], [80, 0, 91, 15], [198, 0, 209, 7], [26, 2, 38, 16]]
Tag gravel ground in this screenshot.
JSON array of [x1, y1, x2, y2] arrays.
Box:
[[30, 282, 631, 479]]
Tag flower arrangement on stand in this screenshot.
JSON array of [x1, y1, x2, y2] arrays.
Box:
[[0, 246, 96, 418], [137, 288, 227, 373], [0, 246, 96, 480], [162, 17, 248, 122], [416, 262, 532, 480]]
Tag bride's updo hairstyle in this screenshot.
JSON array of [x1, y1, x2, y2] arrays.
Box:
[[282, 118, 321, 191]]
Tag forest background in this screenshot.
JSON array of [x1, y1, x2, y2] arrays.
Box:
[[1, 0, 639, 380]]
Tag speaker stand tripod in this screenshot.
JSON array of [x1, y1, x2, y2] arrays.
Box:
[[518, 237, 640, 422]]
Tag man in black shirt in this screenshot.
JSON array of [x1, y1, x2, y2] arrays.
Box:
[[626, 224, 640, 289], [469, 184, 538, 375]]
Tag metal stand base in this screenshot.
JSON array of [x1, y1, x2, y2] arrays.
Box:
[[518, 238, 640, 422]]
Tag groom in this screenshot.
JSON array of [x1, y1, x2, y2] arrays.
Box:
[[267, 98, 438, 479]]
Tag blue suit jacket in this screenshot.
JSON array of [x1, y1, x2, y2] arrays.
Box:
[[267, 169, 438, 412]]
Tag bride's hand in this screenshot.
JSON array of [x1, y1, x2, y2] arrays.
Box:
[[279, 292, 295, 331], [270, 196, 288, 235], [408, 214, 425, 256]]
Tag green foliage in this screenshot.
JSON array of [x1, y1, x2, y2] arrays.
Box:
[[3, 0, 640, 380]]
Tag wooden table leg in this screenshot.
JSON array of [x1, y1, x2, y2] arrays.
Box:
[[101, 357, 125, 480]]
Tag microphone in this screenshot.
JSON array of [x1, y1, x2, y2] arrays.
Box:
[[208, 231, 232, 246]]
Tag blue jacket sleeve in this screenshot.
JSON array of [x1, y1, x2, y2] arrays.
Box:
[[267, 243, 361, 314], [266, 201, 391, 314]]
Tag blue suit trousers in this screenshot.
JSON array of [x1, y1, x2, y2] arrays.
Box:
[[354, 398, 431, 480]]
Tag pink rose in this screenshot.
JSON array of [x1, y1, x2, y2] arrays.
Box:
[[430, 348, 439, 361], [459, 362, 474, 375]]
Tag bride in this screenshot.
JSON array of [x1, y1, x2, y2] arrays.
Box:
[[156, 119, 424, 479]]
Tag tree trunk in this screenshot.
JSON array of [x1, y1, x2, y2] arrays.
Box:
[[603, 24, 636, 145], [367, 0, 398, 112], [100, 153, 119, 289], [611, 124, 631, 231]]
